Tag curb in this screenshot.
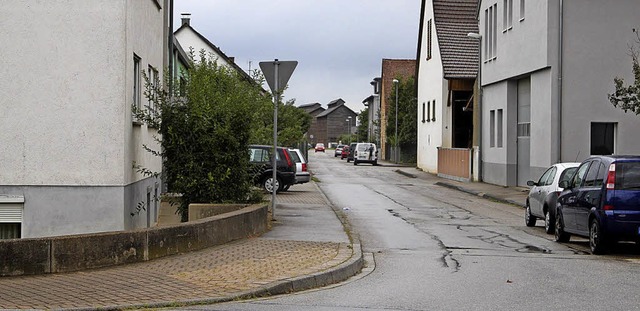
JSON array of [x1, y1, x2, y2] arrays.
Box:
[[394, 169, 417, 178], [435, 181, 526, 208], [70, 182, 365, 311]]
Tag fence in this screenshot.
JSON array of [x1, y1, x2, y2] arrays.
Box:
[[437, 147, 472, 182]]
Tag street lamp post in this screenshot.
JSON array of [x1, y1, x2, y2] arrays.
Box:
[[392, 79, 399, 163], [347, 116, 352, 143], [467, 32, 482, 181]]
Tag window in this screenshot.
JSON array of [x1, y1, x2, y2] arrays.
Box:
[[431, 100, 436, 122], [497, 109, 503, 148], [559, 167, 578, 185], [584, 161, 603, 187], [520, 0, 525, 21], [133, 54, 141, 114], [422, 102, 426, 123], [427, 19, 433, 60], [0, 197, 23, 239], [427, 101, 431, 122], [250, 148, 270, 162], [148, 65, 159, 116], [544, 167, 557, 186], [537, 167, 554, 186], [591, 122, 615, 155], [484, 4, 498, 60], [490, 110, 495, 147], [571, 162, 591, 188], [503, 0, 513, 31]]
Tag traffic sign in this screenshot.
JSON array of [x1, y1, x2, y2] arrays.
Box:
[[259, 60, 298, 94]]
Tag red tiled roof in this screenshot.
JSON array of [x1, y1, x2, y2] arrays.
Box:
[[433, 0, 480, 79]]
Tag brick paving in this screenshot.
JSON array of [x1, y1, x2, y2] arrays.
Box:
[[0, 182, 356, 310]]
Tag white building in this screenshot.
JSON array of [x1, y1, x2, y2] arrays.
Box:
[[0, 0, 168, 238], [416, 0, 479, 179]]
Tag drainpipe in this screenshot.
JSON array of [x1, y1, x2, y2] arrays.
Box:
[[557, 0, 564, 162]]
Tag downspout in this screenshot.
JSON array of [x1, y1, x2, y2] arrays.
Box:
[[168, 0, 174, 94], [557, 0, 563, 162]]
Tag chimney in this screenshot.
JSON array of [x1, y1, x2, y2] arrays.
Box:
[[181, 13, 191, 26]]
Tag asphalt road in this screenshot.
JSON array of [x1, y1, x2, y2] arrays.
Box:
[[171, 151, 640, 311]]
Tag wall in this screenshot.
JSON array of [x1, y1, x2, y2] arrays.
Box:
[[381, 59, 417, 160], [0, 204, 268, 276], [416, 0, 445, 173], [0, 1, 126, 186], [0, 1, 165, 237], [561, 1, 640, 161]]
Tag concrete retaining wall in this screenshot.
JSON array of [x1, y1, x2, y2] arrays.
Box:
[[0, 203, 268, 276]]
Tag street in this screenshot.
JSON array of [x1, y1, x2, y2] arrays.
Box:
[[177, 151, 640, 311]]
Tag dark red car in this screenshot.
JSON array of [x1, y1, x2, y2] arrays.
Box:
[[341, 146, 350, 160]]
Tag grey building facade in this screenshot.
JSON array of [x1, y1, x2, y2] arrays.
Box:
[[479, 0, 640, 186]]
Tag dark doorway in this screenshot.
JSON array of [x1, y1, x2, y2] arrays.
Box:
[[452, 90, 474, 148]]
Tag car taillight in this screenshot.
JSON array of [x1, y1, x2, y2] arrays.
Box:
[[283, 150, 294, 168], [302, 163, 307, 172], [604, 163, 616, 210], [606, 163, 616, 190]]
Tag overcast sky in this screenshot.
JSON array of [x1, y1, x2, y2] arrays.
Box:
[[173, 0, 420, 113]]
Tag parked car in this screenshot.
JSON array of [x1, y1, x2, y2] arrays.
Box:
[[341, 145, 350, 160], [248, 145, 297, 193], [525, 162, 580, 233], [286, 148, 310, 190], [334, 144, 345, 157], [353, 143, 378, 166], [346, 142, 358, 162], [555, 155, 640, 254], [314, 143, 325, 153]]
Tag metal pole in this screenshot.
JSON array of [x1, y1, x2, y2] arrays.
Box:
[[272, 59, 279, 219]]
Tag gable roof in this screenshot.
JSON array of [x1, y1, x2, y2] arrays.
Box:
[[174, 23, 257, 85], [298, 103, 325, 115], [433, 0, 480, 79], [316, 99, 356, 118]]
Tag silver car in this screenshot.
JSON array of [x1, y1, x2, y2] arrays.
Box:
[[286, 148, 311, 190], [525, 162, 579, 233]]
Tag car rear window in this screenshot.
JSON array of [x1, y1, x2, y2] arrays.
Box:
[[289, 151, 301, 162], [616, 162, 640, 190]]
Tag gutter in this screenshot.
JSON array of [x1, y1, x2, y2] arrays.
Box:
[[557, 0, 564, 162]]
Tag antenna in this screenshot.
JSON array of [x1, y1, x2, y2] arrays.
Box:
[[574, 150, 580, 162], [248, 61, 252, 72]]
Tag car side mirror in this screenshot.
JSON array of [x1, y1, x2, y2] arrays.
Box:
[[526, 180, 536, 187], [559, 180, 570, 189]]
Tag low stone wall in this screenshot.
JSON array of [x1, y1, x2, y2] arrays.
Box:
[[0, 203, 268, 277]]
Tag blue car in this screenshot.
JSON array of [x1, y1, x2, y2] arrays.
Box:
[[555, 155, 640, 254]]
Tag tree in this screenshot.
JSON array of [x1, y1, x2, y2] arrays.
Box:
[[248, 70, 311, 147], [357, 107, 369, 142], [386, 76, 417, 149], [134, 51, 265, 221], [608, 28, 640, 115]]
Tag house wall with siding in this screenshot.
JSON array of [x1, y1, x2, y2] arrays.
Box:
[[0, 0, 163, 237], [416, 0, 446, 173]]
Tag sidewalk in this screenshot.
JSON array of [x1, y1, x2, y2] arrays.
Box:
[[381, 160, 529, 209], [0, 182, 363, 310]]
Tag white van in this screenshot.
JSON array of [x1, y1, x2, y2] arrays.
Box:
[[353, 143, 378, 166]]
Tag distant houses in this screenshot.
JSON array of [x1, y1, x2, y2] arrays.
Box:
[[300, 99, 357, 147]]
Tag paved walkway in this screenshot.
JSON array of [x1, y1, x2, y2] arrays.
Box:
[[0, 182, 361, 310], [0, 164, 530, 310]]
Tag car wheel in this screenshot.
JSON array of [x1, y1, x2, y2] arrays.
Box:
[[347, 158, 350, 162], [373, 160, 378, 166], [554, 209, 570, 242], [281, 184, 290, 192], [525, 201, 536, 227], [544, 208, 555, 234], [590, 219, 608, 255], [353, 160, 358, 166], [262, 176, 281, 194]]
